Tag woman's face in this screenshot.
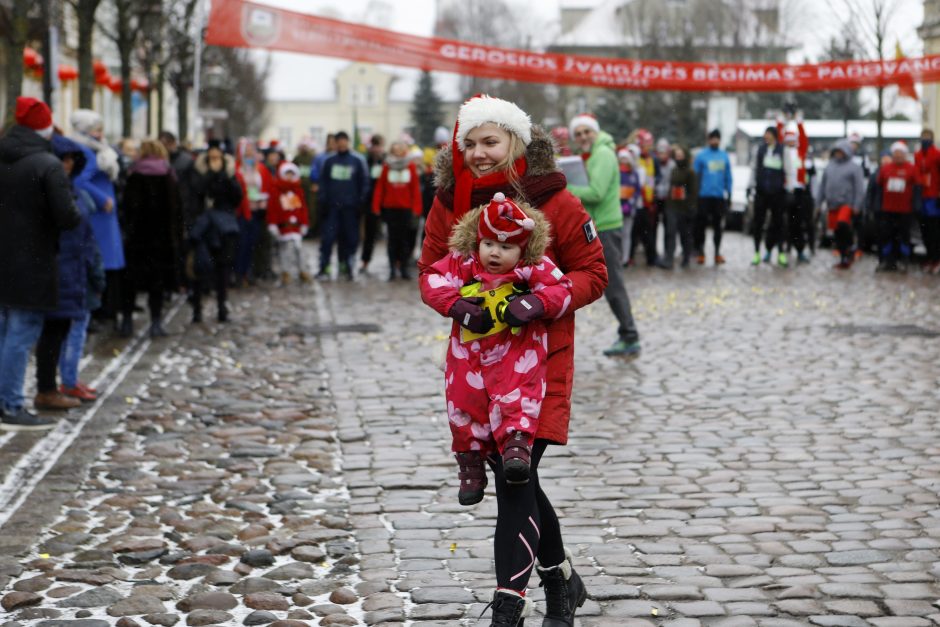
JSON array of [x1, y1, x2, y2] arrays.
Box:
[[464, 123, 512, 178], [207, 148, 224, 172], [673, 147, 686, 161]]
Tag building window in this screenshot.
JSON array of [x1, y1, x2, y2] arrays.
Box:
[[351, 85, 360, 106], [279, 126, 292, 149], [366, 85, 376, 106], [309, 126, 324, 150]]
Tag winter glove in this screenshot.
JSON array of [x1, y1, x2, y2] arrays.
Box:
[[267, 225, 280, 238], [448, 297, 494, 334], [503, 294, 545, 327]]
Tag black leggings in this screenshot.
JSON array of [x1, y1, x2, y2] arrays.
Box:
[[36, 318, 72, 393], [488, 440, 566, 592]]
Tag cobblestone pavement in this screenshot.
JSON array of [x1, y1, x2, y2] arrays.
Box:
[[1, 232, 940, 627]]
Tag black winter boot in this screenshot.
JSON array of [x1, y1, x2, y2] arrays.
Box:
[[455, 451, 487, 506], [537, 550, 587, 627], [482, 589, 532, 627]]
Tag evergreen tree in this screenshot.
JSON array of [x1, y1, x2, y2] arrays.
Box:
[[411, 71, 444, 146]]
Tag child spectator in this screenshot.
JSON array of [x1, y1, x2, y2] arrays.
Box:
[[617, 148, 641, 267], [268, 162, 311, 284]]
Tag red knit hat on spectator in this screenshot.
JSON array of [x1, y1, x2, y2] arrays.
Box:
[[15, 97, 53, 138], [478, 192, 535, 249]]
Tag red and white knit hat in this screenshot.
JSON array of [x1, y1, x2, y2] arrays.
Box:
[[569, 113, 599, 137], [477, 192, 535, 248], [278, 161, 300, 179], [890, 140, 909, 154], [15, 97, 53, 137], [456, 95, 532, 149]]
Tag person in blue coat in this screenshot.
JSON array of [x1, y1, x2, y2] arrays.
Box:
[[693, 129, 732, 265], [69, 109, 125, 325], [317, 131, 369, 280], [33, 135, 105, 411]]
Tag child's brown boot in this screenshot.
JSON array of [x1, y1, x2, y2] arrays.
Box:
[[455, 451, 487, 505], [502, 432, 532, 485]]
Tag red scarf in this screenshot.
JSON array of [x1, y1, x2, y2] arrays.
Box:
[[436, 160, 567, 217]]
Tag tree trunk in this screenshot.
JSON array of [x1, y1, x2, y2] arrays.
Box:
[[2, 0, 30, 124], [77, 0, 100, 109], [156, 64, 165, 133], [876, 86, 884, 157], [177, 84, 188, 145], [40, 0, 53, 106], [120, 46, 132, 137]]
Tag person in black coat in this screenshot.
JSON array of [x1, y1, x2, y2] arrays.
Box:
[[0, 98, 80, 431], [120, 139, 184, 338], [190, 144, 243, 323], [33, 135, 105, 412]]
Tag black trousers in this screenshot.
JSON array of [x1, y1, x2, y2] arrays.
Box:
[[630, 207, 658, 265], [123, 277, 164, 323], [488, 440, 566, 591], [381, 209, 413, 275], [921, 214, 940, 263], [360, 207, 381, 266], [753, 192, 787, 253], [878, 212, 912, 262], [36, 318, 72, 393], [787, 189, 813, 255], [694, 197, 726, 256], [94, 269, 123, 321], [194, 238, 236, 316], [663, 208, 694, 265]]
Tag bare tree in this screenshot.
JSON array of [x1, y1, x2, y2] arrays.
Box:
[[166, 0, 200, 142], [65, 0, 103, 109], [199, 46, 271, 139], [828, 0, 903, 155], [0, 0, 34, 123]]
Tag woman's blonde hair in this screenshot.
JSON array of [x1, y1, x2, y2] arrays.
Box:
[[477, 125, 528, 202], [139, 139, 169, 161]]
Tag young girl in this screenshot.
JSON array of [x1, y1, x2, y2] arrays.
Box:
[[618, 148, 641, 266], [421, 192, 571, 500], [267, 162, 311, 284], [419, 94, 607, 627]]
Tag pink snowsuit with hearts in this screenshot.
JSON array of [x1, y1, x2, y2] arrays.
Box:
[[420, 250, 572, 455]]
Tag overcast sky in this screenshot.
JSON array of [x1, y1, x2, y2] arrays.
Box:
[[248, 0, 923, 112]]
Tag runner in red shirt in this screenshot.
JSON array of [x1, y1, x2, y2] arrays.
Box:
[[876, 141, 921, 272]]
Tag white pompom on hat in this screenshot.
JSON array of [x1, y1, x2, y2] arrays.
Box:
[[278, 161, 301, 179], [456, 95, 532, 149], [569, 113, 600, 138], [890, 140, 909, 154], [433, 125, 452, 145]]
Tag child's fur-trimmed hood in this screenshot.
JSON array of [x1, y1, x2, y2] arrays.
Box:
[[447, 200, 551, 266]]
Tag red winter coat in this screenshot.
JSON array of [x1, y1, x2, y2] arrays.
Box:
[[372, 160, 422, 216], [877, 161, 919, 214], [915, 144, 940, 199], [267, 178, 310, 235], [419, 127, 608, 445], [235, 162, 274, 220]]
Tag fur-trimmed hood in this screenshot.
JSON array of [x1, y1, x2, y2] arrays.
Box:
[[433, 125, 558, 191], [194, 151, 237, 177], [447, 201, 552, 266]]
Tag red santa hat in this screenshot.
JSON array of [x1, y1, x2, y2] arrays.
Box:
[[455, 95, 532, 148], [278, 161, 300, 179], [477, 192, 535, 248], [568, 113, 599, 138], [890, 140, 909, 155], [449, 95, 532, 220], [15, 97, 53, 136]]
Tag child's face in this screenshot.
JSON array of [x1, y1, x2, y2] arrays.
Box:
[[479, 238, 522, 274]]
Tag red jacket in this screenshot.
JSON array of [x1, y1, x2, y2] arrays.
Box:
[[267, 178, 310, 235], [915, 144, 940, 199], [778, 120, 809, 189], [372, 161, 422, 216], [235, 162, 274, 220], [877, 161, 919, 214], [420, 188, 607, 445]]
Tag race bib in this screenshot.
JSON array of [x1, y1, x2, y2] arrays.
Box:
[[620, 185, 636, 199], [763, 154, 782, 170], [370, 164, 384, 179], [670, 186, 687, 201], [388, 169, 412, 184], [708, 160, 726, 172], [331, 165, 353, 181], [886, 177, 906, 193]]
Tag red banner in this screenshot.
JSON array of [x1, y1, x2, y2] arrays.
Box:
[[206, 0, 936, 92]]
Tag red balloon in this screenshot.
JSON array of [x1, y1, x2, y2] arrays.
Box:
[[108, 76, 122, 92], [93, 60, 107, 77], [58, 64, 78, 82], [95, 70, 111, 86], [22, 47, 39, 68]]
